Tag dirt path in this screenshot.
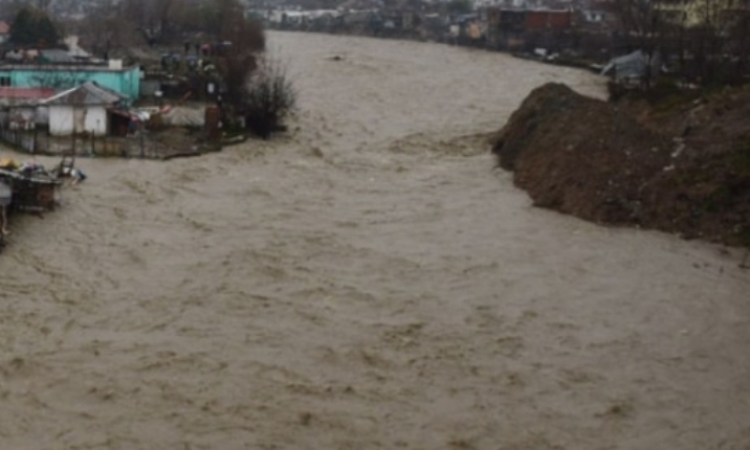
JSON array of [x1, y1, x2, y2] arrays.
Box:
[[0, 32, 748, 450]]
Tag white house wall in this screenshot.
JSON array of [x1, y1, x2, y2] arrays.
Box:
[[48, 106, 73, 136], [35, 106, 48, 126], [83, 107, 108, 136], [49, 105, 108, 136]]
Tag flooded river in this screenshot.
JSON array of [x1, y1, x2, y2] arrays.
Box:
[[0, 32, 748, 449]]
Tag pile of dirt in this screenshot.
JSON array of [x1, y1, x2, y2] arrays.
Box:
[[493, 83, 750, 247]]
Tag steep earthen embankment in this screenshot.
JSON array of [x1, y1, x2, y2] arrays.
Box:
[[493, 83, 750, 246]]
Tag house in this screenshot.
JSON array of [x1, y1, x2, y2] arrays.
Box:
[[483, 8, 525, 48], [41, 81, 126, 136], [0, 60, 141, 102], [0, 87, 55, 129]]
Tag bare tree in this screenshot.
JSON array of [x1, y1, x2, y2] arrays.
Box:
[[242, 55, 296, 138], [689, 0, 749, 84], [117, 0, 183, 45], [608, 0, 666, 86], [155, 0, 180, 42], [607, 0, 750, 85], [80, 1, 140, 58], [214, 0, 265, 99], [729, 4, 750, 81]]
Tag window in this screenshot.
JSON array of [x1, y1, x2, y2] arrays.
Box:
[[0, 77, 10, 87]]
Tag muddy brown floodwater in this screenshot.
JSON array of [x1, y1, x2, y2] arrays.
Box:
[[0, 32, 749, 450]]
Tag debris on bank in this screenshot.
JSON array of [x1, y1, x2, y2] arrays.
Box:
[[0, 155, 82, 249], [492, 83, 750, 247]]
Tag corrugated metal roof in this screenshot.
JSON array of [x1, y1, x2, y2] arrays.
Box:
[[42, 81, 125, 106], [39, 49, 78, 64]]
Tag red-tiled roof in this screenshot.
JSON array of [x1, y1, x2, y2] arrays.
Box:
[[0, 22, 9, 34], [0, 87, 56, 99]]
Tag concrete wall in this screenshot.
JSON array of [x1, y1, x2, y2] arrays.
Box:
[[0, 128, 219, 159], [49, 105, 108, 136], [0, 66, 141, 101]]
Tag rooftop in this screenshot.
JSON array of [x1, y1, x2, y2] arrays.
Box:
[[0, 63, 137, 72], [42, 81, 125, 106], [0, 87, 55, 100]]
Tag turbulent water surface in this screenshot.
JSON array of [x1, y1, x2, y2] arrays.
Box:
[[1, 32, 749, 450]]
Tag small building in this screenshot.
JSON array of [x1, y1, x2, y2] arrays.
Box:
[[0, 61, 141, 102], [0, 87, 55, 129], [601, 50, 663, 83], [484, 8, 526, 48], [41, 81, 126, 136]]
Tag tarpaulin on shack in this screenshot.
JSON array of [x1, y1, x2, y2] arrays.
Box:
[[601, 50, 662, 82]]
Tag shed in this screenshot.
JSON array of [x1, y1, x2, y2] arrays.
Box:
[[41, 81, 126, 136], [601, 50, 662, 83], [0, 87, 55, 128]]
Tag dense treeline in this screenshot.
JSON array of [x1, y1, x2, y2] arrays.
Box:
[[611, 0, 750, 86]]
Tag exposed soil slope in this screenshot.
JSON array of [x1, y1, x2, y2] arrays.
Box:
[[493, 83, 750, 246]]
